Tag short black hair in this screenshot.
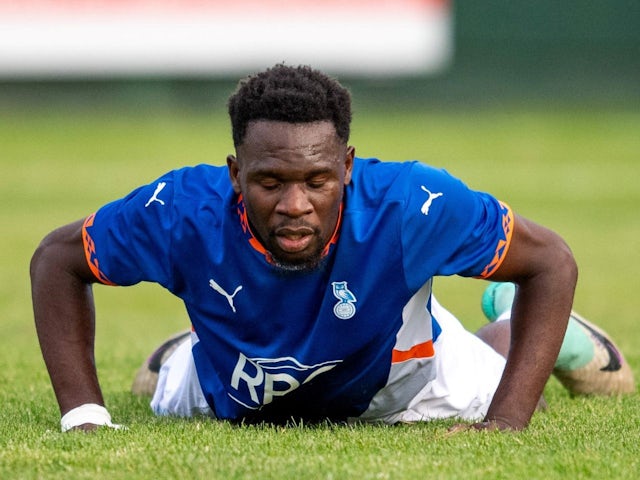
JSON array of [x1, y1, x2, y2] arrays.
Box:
[[228, 64, 352, 147]]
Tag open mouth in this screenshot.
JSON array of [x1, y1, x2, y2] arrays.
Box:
[[274, 227, 315, 253]]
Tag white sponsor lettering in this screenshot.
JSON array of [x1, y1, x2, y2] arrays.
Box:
[[229, 353, 342, 408]]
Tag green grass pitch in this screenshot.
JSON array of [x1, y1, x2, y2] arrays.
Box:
[[1, 105, 639, 479]]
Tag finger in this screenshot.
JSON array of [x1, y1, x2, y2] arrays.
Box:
[[470, 420, 514, 431], [68, 422, 126, 432], [445, 423, 471, 436], [70, 423, 101, 432]]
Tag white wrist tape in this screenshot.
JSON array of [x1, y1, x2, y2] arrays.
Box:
[[60, 403, 122, 432]]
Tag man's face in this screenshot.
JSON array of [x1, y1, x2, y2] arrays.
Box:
[[227, 120, 354, 271]]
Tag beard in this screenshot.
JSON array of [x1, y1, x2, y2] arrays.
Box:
[[268, 249, 326, 273], [265, 228, 327, 273]]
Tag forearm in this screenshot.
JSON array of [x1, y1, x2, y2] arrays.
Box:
[[477, 212, 579, 430], [30, 223, 105, 416], [484, 256, 578, 429]]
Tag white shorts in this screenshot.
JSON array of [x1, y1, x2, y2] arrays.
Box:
[[150, 298, 506, 423], [150, 335, 213, 417]]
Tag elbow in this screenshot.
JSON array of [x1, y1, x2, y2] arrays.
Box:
[[30, 233, 54, 282], [30, 230, 67, 288], [30, 220, 86, 284], [552, 235, 578, 291]]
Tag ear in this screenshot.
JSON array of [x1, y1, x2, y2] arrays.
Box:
[[344, 146, 355, 185], [227, 154, 242, 194]]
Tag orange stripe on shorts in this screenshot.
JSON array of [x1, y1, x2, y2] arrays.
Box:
[[391, 340, 435, 364]]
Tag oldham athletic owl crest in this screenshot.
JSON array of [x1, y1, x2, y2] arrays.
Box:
[[332, 281, 357, 319]]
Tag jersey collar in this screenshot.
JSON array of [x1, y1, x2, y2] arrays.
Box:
[[235, 194, 342, 264]]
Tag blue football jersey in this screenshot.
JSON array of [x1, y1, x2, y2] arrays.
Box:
[[83, 158, 513, 422]]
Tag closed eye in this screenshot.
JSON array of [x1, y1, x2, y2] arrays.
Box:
[[259, 179, 281, 190], [306, 174, 331, 189], [307, 180, 326, 189]]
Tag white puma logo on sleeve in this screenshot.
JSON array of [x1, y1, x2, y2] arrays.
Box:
[[420, 186, 444, 215], [145, 182, 167, 207]]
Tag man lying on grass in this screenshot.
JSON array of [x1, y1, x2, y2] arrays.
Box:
[[30, 64, 634, 433]]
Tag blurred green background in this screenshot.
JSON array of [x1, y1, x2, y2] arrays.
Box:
[[1, 1, 638, 110]]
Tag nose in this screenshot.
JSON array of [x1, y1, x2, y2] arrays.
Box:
[[276, 183, 313, 218]]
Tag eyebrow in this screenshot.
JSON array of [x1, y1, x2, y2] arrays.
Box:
[[249, 165, 336, 180]]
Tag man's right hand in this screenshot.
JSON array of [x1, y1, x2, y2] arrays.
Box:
[[31, 219, 107, 428]]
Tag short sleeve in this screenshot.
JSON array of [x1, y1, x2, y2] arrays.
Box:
[[82, 174, 176, 288], [400, 163, 514, 290]]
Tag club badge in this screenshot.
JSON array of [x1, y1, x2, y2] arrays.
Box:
[[331, 281, 357, 319]]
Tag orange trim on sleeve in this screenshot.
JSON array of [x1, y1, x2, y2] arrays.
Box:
[[478, 201, 515, 279], [82, 213, 117, 286], [391, 340, 435, 364]]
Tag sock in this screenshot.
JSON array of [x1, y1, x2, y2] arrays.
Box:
[[481, 282, 595, 371], [554, 316, 595, 371], [481, 282, 516, 321]]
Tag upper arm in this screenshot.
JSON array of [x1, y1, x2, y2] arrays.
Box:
[[31, 218, 98, 286], [400, 164, 516, 286], [488, 213, 577, 284]]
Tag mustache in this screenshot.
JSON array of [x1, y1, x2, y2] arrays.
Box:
[[272, 221, 319, 237]]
